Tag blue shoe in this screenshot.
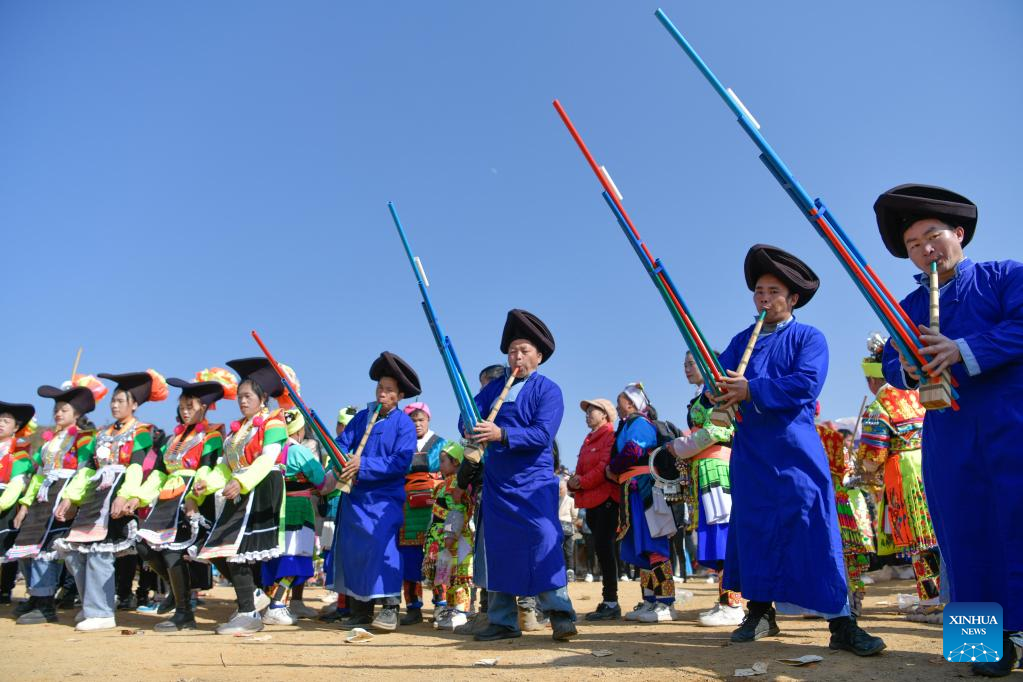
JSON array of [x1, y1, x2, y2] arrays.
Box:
[[136, 602, 160, 614]]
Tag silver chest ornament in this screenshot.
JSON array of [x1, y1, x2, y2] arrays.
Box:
[[649, 446, 688, 503]]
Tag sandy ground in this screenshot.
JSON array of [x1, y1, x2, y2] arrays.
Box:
[[1, 576, 972, 681]]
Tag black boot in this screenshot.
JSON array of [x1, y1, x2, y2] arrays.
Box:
[[16, 596, 59, 625], [730, 601, 779, 643], [400, 606, 423, 625], [14, 596, 38, 617], [828, 616, 886, 656], [971, 632, 1020, 678], [371, 604, 399, 632], [154, 563, 194, 632]]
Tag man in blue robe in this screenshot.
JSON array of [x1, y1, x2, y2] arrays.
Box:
[[713, 244, 885, 656], [465, 309, 577, 641], [876, 184, 1023, 677], [333, 351, 417, 632]]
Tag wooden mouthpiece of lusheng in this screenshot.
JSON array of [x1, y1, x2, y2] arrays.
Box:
[[462, 442, 484, 464], [336, 480, 352, 494], [708, 404, 737, 428], [920, 376, 952, 410]]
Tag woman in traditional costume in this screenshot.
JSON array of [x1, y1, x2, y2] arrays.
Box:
[[194, 357, 287, 635], [10, 381, 101, 625], [132, 368, 235, 632], [0, 401, 36, 603], [54, 370, 167, 632]]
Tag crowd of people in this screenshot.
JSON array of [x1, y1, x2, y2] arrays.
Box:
[[0, 183, 1020, 677]]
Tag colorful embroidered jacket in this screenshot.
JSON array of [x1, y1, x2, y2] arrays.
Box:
[[858, 385, 924, 466], [194, 409, 286, 500], [131, 421, 224, 507], [425, 474, 471, 547], [818, 424, 849, 486], [0, 436, 35, 511], [62, 420, 153, 505], [20, 428, 96, 506]]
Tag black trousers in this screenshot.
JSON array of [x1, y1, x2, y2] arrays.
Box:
[[585, 499, 619, 603], [211, 559, 256, 612], [1, 560, 18, 595]]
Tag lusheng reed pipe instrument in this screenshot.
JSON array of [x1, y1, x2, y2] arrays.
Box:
[[709, 309, 767, 427], [654, 8, 958, 411], [344, 402, 383, 484], [919, 262, 952, 409], [462, 367, 518, 464], [251, 330, 352, 492]]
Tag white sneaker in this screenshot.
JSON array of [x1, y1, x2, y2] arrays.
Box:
[[74, 610, 86, 624], [442, 610, 468, 630], [253, 588, 271, 612], [698, 604, 745, 627], [584, 573, 594, 583], [433, 607, 452, 629], [619, 575, 631, 582], [625, 602, 653, 621], [638, 602, 678, 623], [216, 612, 264, 635], [699, 602, 722, 619], [289, 599, 319, 619], [76, 616, 117, 632], [262, 606, 297, 625]]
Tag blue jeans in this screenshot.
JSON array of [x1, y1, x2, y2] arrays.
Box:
[[22, 558, 62, 597], [487, 587, 575, 630], [65, 551, 116, 619]]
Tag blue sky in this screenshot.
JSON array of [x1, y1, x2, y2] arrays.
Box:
[[3, 2, 1021, 465]]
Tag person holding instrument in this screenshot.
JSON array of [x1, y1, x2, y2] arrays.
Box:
[[712, 245, 884, 656], [875, 184, 1023, 676], [331, 352, 417, 633]]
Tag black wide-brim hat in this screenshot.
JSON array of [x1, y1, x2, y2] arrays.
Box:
[[500, 308, 555, 362], [37, 385, 96, 415], [97, 371, 154, 405], [369, 351, 421, 398], [744, 244, 820, 308], [0, 401, 35, 430], [874, 183, 977, 258], [167, 378, 225, 407], [225, 357, 284, 398]]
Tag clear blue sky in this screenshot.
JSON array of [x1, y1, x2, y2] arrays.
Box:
[[3, 2, 1021, 465]]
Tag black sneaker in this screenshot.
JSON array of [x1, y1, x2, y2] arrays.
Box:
[[971, 632, 1020, 677], [371, 605, 399, 632], [14, 597, 38, 617], [730, 605, 779, 643], [828, 617, 886, 656], [339, 612, 372, 628], [550, 613, 578, 641], [585, 602, 622, 621], [474, 623, 522, 641], [117, 595, 138, 611], [400, 607, 423, 626]]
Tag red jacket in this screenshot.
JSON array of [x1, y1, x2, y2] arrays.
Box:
[[571, 423, 619, 508]]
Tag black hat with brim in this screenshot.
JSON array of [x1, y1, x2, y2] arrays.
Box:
[[369, 351, 421, 398], [0, 401, 36, 430], [37, 385, 96, 415], [500, 309, 555, 362], [97, 371, 153, 405], [744, 244, 820, 308], [167, 378, 225, 407], [225, 357, 284, 398], [874, 183, 977, 258]]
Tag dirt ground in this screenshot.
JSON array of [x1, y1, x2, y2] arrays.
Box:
[[2, 576, 972, 681]]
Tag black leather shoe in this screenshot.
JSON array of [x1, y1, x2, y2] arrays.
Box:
[[730, 605, 779, 643], [828, 616, 886, 656], [550, 613, 578, 641], [971, 632, 1020, 677], [371, 605, 399, 632], [474, 623, 522, 641], [400, 607, 423, 626], [154, 609, 197, 633], [585, 602, 622, 621]]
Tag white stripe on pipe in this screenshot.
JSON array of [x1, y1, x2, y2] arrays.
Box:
[[600, 166, 624, 202], [727, 88, 761, 130], [414, 256, 430, 287]]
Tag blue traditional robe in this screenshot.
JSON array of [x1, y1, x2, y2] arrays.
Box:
[[883, 258, 1023, 630], [719, 318, 848, 614], [463, 370, 566, 596], [331, 405, 415, 600]]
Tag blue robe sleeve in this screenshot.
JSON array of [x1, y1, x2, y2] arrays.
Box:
[[958, 261, 1023, 375], [748, 327, 828, 411], [503, 379, 565, 453], [357, 416, 415, 484]]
